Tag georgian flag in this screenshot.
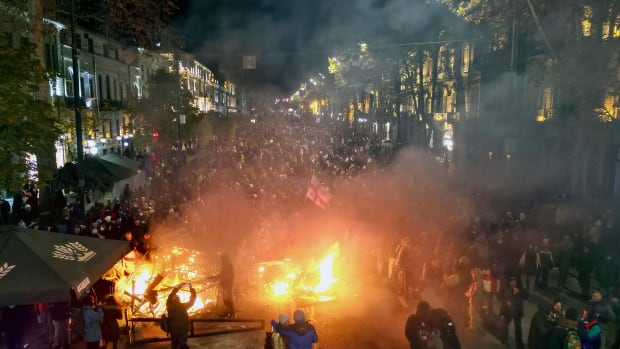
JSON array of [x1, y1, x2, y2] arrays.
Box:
[[306, 175, 332, 209]]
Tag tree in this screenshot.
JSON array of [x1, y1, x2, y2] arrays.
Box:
[[47, 0, 180, 48], [0, 0, 62, 192], [128, 67, 200, 149], [444, 0, 620, 197]]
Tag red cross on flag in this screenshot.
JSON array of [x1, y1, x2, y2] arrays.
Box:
[[306, 175, 332, 209]]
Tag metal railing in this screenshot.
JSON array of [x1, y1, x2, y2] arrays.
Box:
[[127, 317, 265, 345]]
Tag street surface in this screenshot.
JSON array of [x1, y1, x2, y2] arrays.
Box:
[[1, 268, 586, 349]]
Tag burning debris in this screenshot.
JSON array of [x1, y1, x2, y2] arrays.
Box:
[[104, 246, 217, 318], [103, 242, 344, 320], [253, 243, 341, 304]]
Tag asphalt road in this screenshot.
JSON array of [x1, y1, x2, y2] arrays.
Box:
[[3, 268, 586, 349]]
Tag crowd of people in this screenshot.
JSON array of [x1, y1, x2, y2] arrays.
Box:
[[1, 111, 620, 349], [390, 201, 620, 348]]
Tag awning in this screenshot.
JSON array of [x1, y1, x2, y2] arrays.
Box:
[[51, 156, 138, 193]]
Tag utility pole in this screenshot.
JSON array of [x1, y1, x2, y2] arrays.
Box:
[[175, 52, 181, 149], [70, 0, 85, 210]]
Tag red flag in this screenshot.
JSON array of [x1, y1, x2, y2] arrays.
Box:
[[306, 175, 332, 209]]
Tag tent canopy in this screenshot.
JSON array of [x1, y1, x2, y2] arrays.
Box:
[[100, 153, 142, 172], [51, 156, 138, 193], [0, 226, 131, 306]]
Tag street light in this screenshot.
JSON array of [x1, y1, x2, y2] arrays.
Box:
[[70, 0, 85, 210]]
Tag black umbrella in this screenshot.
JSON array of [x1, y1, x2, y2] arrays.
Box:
[[0, 226, 131, 306]]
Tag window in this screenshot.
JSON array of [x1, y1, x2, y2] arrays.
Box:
[[113, 78, 117, 100], [89, 78, 94, 97], [106, 75, 111, 100], [66, 67, 74, 96], [98, 74, 103, 100], [85, 34, 94, 53], [44, 43, 53, 70], [582, 6, 593, 37], [462, 43, 471, 73]]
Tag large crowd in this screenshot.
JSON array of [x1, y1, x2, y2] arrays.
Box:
[[0, 111, 619, 349]]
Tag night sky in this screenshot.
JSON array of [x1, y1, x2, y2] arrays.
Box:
[[171, 0, 462, 93]]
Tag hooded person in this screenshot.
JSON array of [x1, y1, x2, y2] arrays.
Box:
[[528, 301, 556, 349], [405, 301, 440, 349], [271, 309, 318, 349], [269, 313, 291, 349]]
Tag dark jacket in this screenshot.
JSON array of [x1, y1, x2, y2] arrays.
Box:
[[589, 299, 616, 324], [549, 318, 578, 349], [527, 304, 555, 349], [430, 308, 461, 349], [101, 302, 122, 341], [499, 282, 528, 318], [274, 321, 318, 349], [166, 286, 196, 336], [405, 301, 432, 349]]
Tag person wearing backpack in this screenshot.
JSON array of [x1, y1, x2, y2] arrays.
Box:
[[578, 306, 601, 349], [405, 300, 443, 349], [550, 307, 582, 349]]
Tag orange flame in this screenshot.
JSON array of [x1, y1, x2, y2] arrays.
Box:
[[262, 243, 340, 302]]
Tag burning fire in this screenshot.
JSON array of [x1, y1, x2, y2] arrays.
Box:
[[260, 243, 340, 302], [107, 246, 216, 318]]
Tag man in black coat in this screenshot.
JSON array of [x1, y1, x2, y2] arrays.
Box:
[[405, 301, 433, 349], [209, 253, 235, 318], [499, 275, 528, 349], [527, 301, 561, 349]]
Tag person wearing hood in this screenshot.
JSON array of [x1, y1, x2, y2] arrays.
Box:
[[269, 313, 291, 349], [528, 301, 560, 349], [405, 300, 439, 349], [271, 309, 318, 349]]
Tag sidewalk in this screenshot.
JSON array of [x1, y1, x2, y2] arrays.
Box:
[[0, 325, 132, 349]]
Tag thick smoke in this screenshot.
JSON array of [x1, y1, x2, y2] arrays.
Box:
[[172, 0, 473, 91]]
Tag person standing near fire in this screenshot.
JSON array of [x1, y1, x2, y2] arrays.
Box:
[[166, 283, 197, 349], [82, 295, 104, 349], [208, 253, 235, 318], [271, 309, 318, 349], [394, 236, 417, 300]]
